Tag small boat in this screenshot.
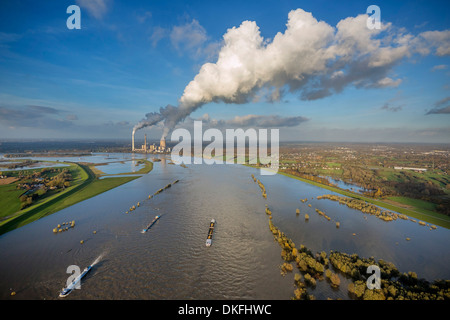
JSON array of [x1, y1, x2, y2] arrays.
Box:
[[206, 219, 216, 247], [141, 215, 160, 233], [59, 265, 92, 298]]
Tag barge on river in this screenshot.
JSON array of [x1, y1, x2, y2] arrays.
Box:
[[206, 219, 216, 247], [141, 215, 160, 233], [59, 265, 92, 298]]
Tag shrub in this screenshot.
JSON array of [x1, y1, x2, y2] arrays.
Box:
[[304, 273, 316, 286], [348, 281, 366, 299], [330, 273, 341, 287]]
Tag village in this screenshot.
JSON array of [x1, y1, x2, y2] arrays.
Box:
[[1, 164, 73, 210]]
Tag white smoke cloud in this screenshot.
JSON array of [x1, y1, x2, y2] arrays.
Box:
[[159, 113, 308, 138], [136, 8, 450, 138], [132, 112, 164, 134]]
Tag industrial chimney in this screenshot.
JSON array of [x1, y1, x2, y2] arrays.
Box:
[[144, 134, 147, 152], [132, 130, 135, 152]]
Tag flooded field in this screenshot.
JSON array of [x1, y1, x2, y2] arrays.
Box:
[[0, 154, 449, 299]]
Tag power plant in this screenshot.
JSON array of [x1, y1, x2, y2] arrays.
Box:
[[132, 130, 170, 154]]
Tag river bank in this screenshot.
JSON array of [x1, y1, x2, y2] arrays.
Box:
[[273, 171, 450, 229], [0, 160, 151, 235]]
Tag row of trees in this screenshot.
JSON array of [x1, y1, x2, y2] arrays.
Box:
[[283, 169, 337, 187], [282, 163, 450, 216], [17, 168, 73, 210], [46, 170, 72, 189]]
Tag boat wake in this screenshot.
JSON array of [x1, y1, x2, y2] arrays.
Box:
[[59, 251, 106, 298], [91, 252, 106, 266]]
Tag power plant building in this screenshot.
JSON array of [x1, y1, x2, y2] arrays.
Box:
[[131, 130, 170, 153], [160, 138, 166, 149]]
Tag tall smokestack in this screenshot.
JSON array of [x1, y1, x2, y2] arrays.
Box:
[[144, 134, 147, 152], [132, 129, 135, 152]]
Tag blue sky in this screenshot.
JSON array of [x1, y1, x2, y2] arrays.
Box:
[[0, 0, 449, 142]]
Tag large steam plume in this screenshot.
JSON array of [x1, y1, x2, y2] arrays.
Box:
[[136, 8, 450, 138], [132, 111, 164, 136]]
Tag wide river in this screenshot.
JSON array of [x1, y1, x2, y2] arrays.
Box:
[[0, 153, 449, 300]]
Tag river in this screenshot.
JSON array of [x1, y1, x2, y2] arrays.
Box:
[[0, 153, 449, 299]]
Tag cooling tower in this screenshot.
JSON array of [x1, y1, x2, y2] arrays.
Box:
[[160, 137, 166, 149]]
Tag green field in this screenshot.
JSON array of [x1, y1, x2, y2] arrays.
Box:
[[277, 171, 450, 229], [386, 196, 437, 212], [378, 167, 450, 189], [0, 183, 24, 218], [0, 163, 85, 220], [0, 161, 150, 235], [326, 162, 341, 167]]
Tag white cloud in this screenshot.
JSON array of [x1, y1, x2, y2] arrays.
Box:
[[426, 96, 450, 114], [150, 19, 220, 60], [66, 114, 79, 121], [431, 64, 448, 71], [418, 30, 450, 56], [150, 26, 168, 47], [179, 113, 309, 129], [375, 77, 402, 88], [170, 19, 208, 58], [225, 114, 308, 127], [137, 11, 152, 24], [76, 0, 110, 20]]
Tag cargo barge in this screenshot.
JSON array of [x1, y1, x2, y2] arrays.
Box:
[[141, 215, 160, 233], [206, 219, 215, 247]]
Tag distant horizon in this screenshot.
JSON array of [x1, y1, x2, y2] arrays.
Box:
[[1, 138, 449, 146]]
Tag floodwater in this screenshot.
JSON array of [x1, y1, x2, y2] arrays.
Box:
[[321, 175, 370, 194], [0, 154, 449, 300], [0, 153, 145, 175], [0, 161, 70, 171]]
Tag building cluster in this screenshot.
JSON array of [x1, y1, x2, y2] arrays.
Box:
[[393, 166, 427, 172], [133, 134, 171, 154]]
